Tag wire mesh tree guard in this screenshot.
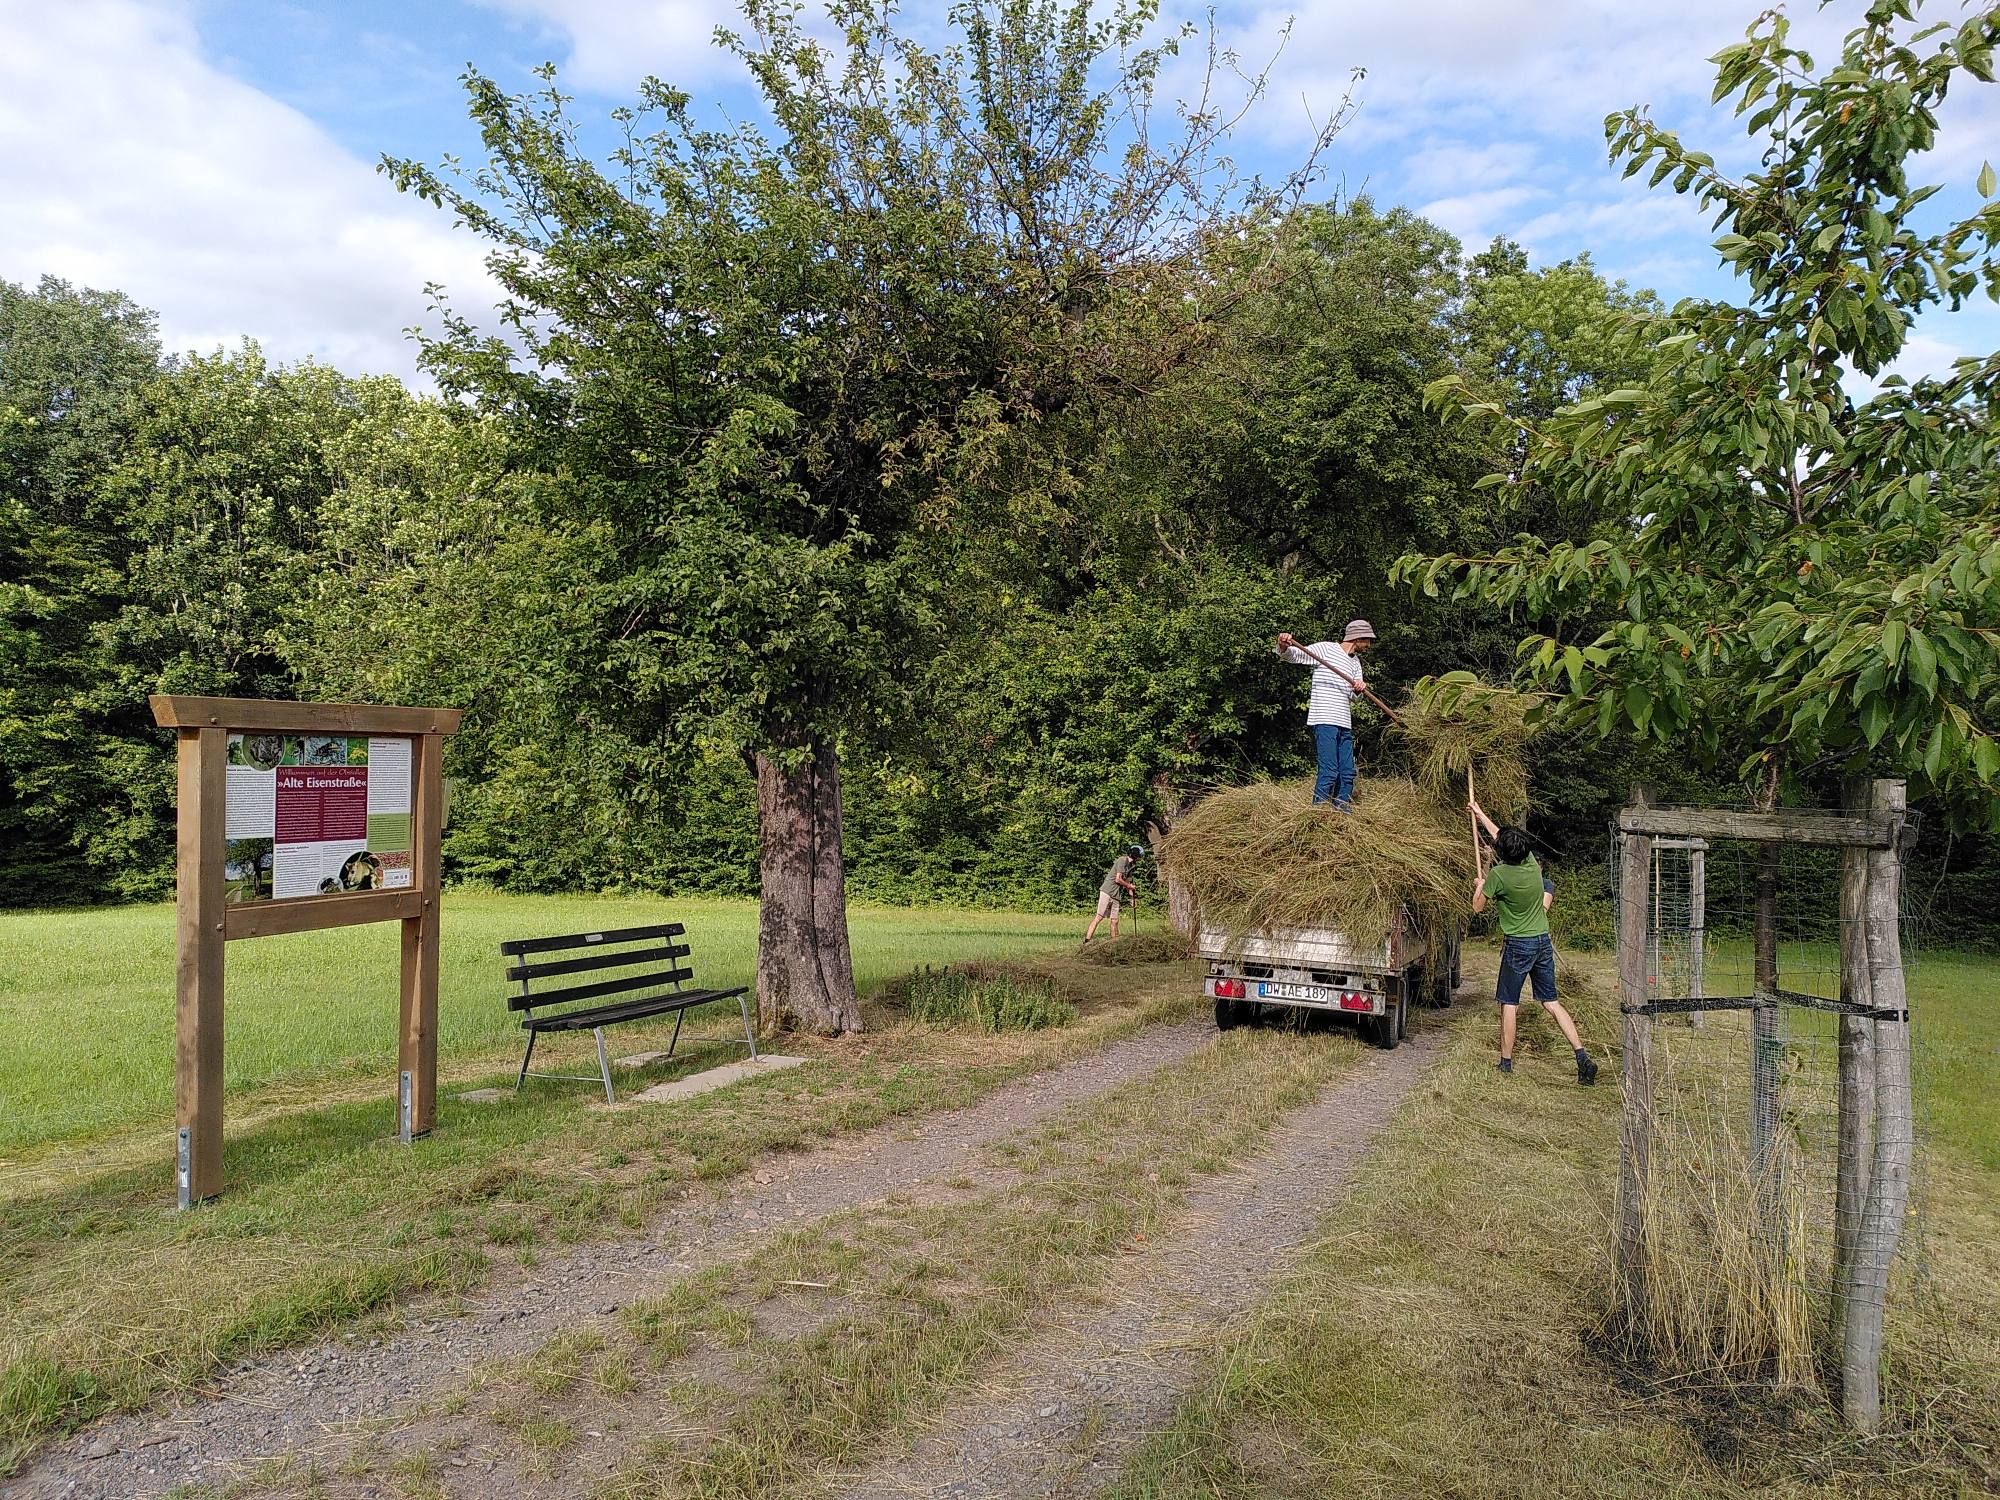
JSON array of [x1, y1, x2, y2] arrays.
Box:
[[1612, 779, 1920, 1432]]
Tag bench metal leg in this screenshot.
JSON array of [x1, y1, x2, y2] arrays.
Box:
[[594, 1027, 615, 1104], [738, 992, 760, 1060], [666, 1008, 685, 1060], [515, 1029, 538, 1093]]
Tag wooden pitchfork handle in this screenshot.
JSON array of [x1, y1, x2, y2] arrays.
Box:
[[1287, 638, 1406, 727]]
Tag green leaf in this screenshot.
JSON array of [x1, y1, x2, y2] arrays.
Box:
[[1624, 681, 1653, 734], [1907, 628, 1938, 697], [1980, 160, 1997, 199], [1974, 735, 2000, 785], [1860, 695, 1890, 747], [1880, 618, 1905, 666]]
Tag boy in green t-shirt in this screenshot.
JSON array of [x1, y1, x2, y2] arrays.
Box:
[[1469, 798, 1598, 1085]]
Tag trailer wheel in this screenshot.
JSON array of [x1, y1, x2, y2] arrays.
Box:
[[1215, 996, 1241, 1031], [1370, 990, 1406, 1050], [1428, 957, 1455, 1008]]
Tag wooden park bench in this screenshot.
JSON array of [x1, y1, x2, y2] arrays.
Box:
[[502, 922, 756, 1103]]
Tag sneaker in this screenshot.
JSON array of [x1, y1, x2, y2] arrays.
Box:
[[1496, 1057, 1514, 1075], [1577, 1054, 1599, 1086]]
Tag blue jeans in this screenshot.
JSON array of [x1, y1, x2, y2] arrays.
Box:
[[1312, 724, 1355, 807], [1496, 934, 1558, 1005]]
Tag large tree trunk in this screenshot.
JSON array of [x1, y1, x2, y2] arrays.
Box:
[[754, 736, 861, 1036], [1145, 773, 1198, 940]]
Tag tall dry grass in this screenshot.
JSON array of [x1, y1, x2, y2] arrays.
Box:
[[1615, 1016, 1827, 1389]]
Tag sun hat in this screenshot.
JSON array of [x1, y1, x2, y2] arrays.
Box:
[[1343, 619, 1377, 643]]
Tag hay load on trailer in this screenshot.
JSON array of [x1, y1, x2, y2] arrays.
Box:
[[1158, 675, 1540, 1046]]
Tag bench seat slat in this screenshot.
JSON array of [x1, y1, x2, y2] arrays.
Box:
[[524, 986, 748, 1032], [507, 965, 696, 1012], [505, 942, 690, 984], [500, 922, 684, 958]]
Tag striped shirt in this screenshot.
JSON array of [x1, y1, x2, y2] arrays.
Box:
[[1278, 641, 1362, 728]]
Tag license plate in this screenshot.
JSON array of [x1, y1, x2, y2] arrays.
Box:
[[1257, 981, 1333, 1003]]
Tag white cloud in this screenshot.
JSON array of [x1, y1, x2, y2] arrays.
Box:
[[475, 0, 748, 92], [1395, 139, 1539, 196], [1415, 185, 1546, 247], [0, 0, 497, 384]]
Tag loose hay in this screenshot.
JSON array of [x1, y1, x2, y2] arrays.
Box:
[[1157, 778, 1474, 944], [1161, 673, 1544, 948], [1396, 672, 1540, 823]]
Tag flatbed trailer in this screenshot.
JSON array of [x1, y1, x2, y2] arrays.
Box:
[[1199, 910, 1459, 1049]]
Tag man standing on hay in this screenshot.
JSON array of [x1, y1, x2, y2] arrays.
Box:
[[1275, 619, 1375, 809], [1469, 798, 1598, 1085]]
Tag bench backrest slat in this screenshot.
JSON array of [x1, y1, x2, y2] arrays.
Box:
[[509, 964, 696, 1013], [500, 922, 684, 958], [506, 942, 690, 984], [500, 923, 702, 1015]]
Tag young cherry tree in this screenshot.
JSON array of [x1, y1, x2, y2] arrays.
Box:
[[1400, 1, 2000, 817], [385, 0, 1343, 1033], [1401, 0, 1999, 1427]]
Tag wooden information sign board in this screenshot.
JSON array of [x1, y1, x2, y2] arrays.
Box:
[[149, 695, 463, 1207]]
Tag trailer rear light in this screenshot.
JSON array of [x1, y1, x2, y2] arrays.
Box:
[[1213, 978, 1246, 999], [1338, 992, 1372, 1012]]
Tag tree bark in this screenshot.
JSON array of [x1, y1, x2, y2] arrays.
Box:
[[1842, 778, 1913, 1433], [1145, 773, 1198, 940], [754, 736, 861, 1036], [1832, 777, 1875, 1395]]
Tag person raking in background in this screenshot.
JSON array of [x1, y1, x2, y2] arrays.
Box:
[[1275, 619, 1376, 809], [1084, 844, 1144, 943], [1469, 797, 1598, 1085]]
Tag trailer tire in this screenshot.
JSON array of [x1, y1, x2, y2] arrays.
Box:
[[1215, 996, 1241, 1031], [1369, 990, 1407, 1050], [1429, 957, 1455, 1009]]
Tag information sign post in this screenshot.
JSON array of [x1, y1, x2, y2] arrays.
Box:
[[149, 695, 463, 1207]]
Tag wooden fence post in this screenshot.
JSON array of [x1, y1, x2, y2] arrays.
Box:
[[1832, 776, 1876, 1380], [1841, 778, 1913, 1432], [174, 727, 227, 1208], [398, 731, 445, 1141], [1615, 784, 1655, 1319], [1688, 839, 1706, 1024]]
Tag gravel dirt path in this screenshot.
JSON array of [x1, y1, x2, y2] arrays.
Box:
[[9, 1016, 1217, 1500], [830, 1012, 1452, 1500]]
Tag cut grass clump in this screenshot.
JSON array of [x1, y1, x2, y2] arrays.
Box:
[[903, 966, 1078, 1032], [1158, 777, 1472, 945], [1159, 673, 1541, 956], [1077, 932, 1192, 965], [1395, 671, 1541, 823]]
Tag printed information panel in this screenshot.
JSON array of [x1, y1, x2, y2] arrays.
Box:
[[221, 734, 414, 901]]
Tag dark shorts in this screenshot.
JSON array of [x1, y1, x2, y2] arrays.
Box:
[[1496, 934, 1557, 1006]]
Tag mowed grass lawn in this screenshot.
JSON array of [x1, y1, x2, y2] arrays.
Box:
[[0, 891, 1081, 1154], [0, 896, 1181, 1476], [1111, 945, 2000, 1499]]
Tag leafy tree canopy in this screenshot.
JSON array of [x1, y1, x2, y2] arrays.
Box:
[[1402, 0, 2000, 824]]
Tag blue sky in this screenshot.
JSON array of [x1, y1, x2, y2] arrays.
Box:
[[3, 0, 1995, 387]]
